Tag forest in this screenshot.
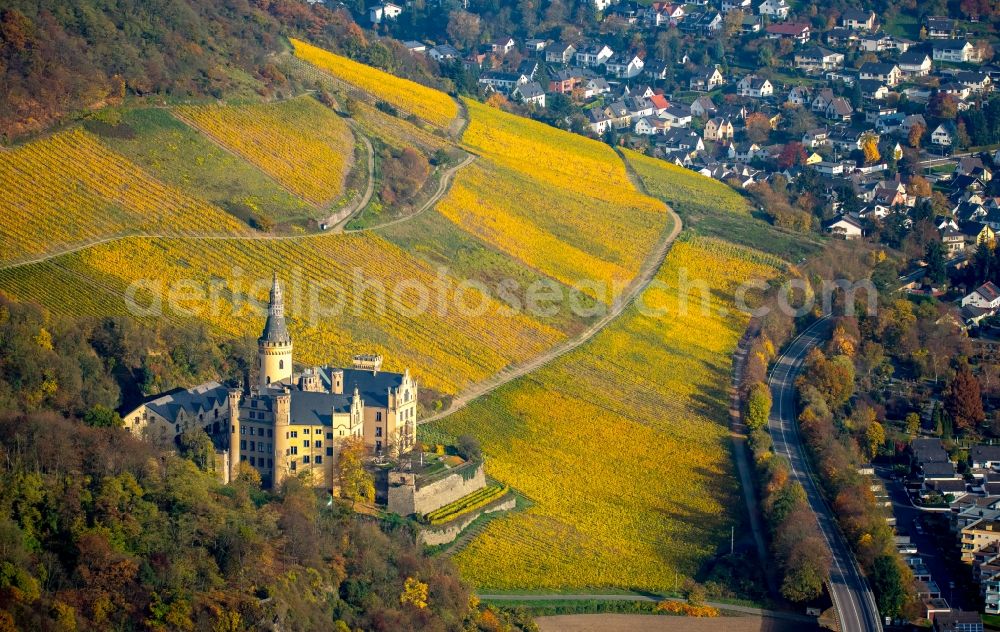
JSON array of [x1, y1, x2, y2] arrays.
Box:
[[0, 293, 532, 631]]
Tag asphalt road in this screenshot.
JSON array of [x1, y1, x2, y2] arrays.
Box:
[[768, 316, 884, 632]]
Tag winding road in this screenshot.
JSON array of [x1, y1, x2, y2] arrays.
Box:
[[767, 316, 883, 632]]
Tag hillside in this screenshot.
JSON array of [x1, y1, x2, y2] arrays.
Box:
[[0, 38, 814, 598]]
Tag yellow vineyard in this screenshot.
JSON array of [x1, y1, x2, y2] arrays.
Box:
[[176, 97, 354, 207], [352, 100, 449, 154], [0, 129, 250, 265], [0, 232, 564, 395], [623, 148, 750, 215], [290, 38, 458, 129], [430, 236, 780, 590], [436, 101, 668, 301]]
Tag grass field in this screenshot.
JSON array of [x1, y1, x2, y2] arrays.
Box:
[[94, 108, 314, 225], [424, 235, 781, 591], [176, 97, 354, 208], [624, 149, 822, 262], [290, 38, 458, 129], [0, 128, 251, 265]]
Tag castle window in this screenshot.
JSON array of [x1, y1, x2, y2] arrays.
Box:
[[268, 429, 273, 438], [249, 411, 255, 419], [250, 441, 256, 452], [240, 426, 246, 435], [175, 424, 180, 434], [315, 456, 323, 465], [327, 447, 333, 456], [241, 455, 247, 461], [303, 456, 310, 464], [290, 461, 296, 471], [375, 427, 382, 437], [314, 441, 322, 448], [279, 360, 284, 370], [214, 409, 219, 419], [376, 412, 382, 422], [340, 430, 345, 436], [326, 432, 332, 439], [291, 446, 298, 455], [303, 428, 309, 434], [240, 440, 246, 450], [250, 457, 256, 466], [267, 459, 273, 468], [303, 440, 309, 448], [291, 431, 298, 438], [251, 400, 257, 408]]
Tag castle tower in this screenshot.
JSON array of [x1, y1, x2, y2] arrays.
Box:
[[273, 387, 292, 488], [227, 388, 241, 483], [259, 273, 293, 389]]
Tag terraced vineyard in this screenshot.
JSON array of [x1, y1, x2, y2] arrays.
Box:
[[437, 101, 668, 301], [426, 235, 783, 590], [290, 38, 459, 129], [0, 128, 251, 265], [176, 97, 354, 207], [425, 485, 509, 525]]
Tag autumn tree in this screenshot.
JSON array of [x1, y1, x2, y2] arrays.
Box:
[[945, 367, 985, 433], [866, 420, 885, 459], [906, 412, 921, 436], [446, 10, 481, 49], [745, 112, 772, 144], [908, 122, 925, 148], [861, 133, 880, 164], [400, 577, 429, 609], [908, 175, 931, 198], [338, 437, 375, 506], [777, 141, 807, 169]]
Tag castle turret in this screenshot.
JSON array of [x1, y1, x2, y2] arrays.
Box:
[[227, 388, 241, 483], [273, 387, 292, 488], [259, 273, 293, 389]]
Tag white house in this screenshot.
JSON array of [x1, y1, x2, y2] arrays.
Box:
[[575, 45, 614, 67], [933, 40, 980, 64], [605, 54, 645, 79], [963, 282, 1000, 309], [634, 116, 670, 135], [758, 0, 790, 19], [369, 2, 402, 23], [512, 81, 545, 107], [428, 44, 459, 62], [794, 47, 844, 72], [737, 74, 774, 98], [859, 62, 902, 86], [932, 123, 955, 146], [898, 51, 932, 77], [824, 215, 863, 238]]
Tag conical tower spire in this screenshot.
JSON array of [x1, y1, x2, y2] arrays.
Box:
[[259, 272, 291, 345]]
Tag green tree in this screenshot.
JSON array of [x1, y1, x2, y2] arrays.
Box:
[[179, 429, 215, 471], [925, 241, 947, 285], [871, 555, 907, 618], [83, 404, 122, 428], [744, 382, 772, 432]]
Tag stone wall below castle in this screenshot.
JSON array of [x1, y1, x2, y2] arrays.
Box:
[[417, 495, 516, 547], [387, 461, 485, 516]]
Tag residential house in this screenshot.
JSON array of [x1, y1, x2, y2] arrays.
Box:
[[841, 9, 876, 31], [728, 142, 767, 163], [943, 228, 966, 256], [491, 36, 516, 56], [644, 59, 671, 80], [826, 28, 860, 47], [900, 113, 927, 136], [858, 79, 890, 101], [592, 0, 613, 11], [766, 23, 811, 43], [898, 51, 933, 77], [963, 282, 1000, 310], [704, 117, 734, 141], [626, 96, 655, 119], [721, 0, 751, 11], [795, 46, 844, 72], [512, 81, 545, 107], [679, 10, 724, 34], [588, 108, 612, 134], [925, 16, 955, 39], [548, 69, 583, 94], [689, 66, 725, 91], [859, 33, 911, 53], [690, 95, 718, 117], [859, 62, 902, 86], [368, 2, 402, 23], [428, 44, 459, 62], [956, 71, 993, 94], [660, 105, 692, 127], [523, 38, 548, 54], [659, 128, 705, 152], [964, 519, 1000, 563], [932, 123, 956, 146], [758, 0, 790, 19], [545, 42, 576, 64], [933, 610, 983, 632], [606, 54, 645, 79], [580, 77, 611, 98], [634, 116, 670, 135], [403, 41, 427, 54], [825, 97, 854, 121], [802, 127, 829, 148], [865, 103, 897, 124], [575, 45, 614, 68], [933, 40, 980, 64], [824, 215, 863, 238], [478, 71, 528, 94], [606, 101, 632, 129], [649, 93, 670, 114], [736, 74, 774, 98], [971, 445, 1000, 469], [786, 85, 812, 106]]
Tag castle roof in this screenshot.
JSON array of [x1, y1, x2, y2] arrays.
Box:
[[320, 367, 409, 408], [145, 381, 229, 420], [259, 273, 291, 345]]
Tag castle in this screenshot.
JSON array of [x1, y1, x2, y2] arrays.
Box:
[[122, 274, 418, 489]]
